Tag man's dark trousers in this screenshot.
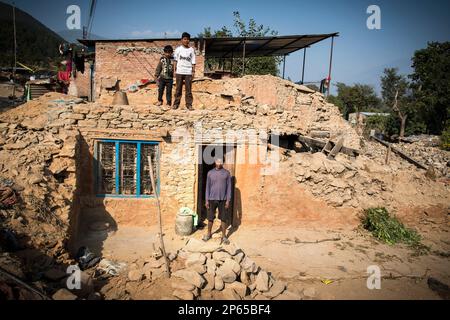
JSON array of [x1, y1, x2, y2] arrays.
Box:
[[174, 74, 193, 108], [158, 78, 173, 105]]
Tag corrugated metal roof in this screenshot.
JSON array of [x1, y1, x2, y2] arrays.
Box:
[[204, 33, 338, 58], [77, 33, 338, 57]]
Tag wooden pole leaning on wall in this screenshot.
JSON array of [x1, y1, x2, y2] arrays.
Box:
[[147, 155, 171, 278], [385, 144, 391, 165]]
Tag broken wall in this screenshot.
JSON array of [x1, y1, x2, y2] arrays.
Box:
[[94, 40, 205, 100]]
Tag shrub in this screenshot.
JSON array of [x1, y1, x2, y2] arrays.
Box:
[[361, 207, 421, 246]]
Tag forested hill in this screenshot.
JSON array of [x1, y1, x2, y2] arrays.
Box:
[[0, 1, 65, 68]]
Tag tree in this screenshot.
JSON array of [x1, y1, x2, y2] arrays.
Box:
[[381, 68, 411, 138], [332, 83, 381, 123], [410, 42, 450, 135], [199, 12, 282, 76]]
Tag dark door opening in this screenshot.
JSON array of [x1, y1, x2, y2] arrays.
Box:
[[197, 144, 236, 224]]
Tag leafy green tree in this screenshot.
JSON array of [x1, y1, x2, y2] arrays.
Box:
[[381, 68, 413, 138], [332, 82, 381, 122], [200, 12, 281, 76], [410, 42, 450, 135]]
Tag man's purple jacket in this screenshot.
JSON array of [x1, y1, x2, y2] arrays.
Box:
[[205, 167, 232, 202]]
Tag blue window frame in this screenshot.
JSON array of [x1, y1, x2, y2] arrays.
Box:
[[94, 139, 160, 198]]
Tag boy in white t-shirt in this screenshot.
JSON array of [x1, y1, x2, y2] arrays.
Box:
[[173, 32, 196, 110]]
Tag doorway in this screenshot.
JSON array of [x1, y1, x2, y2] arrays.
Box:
[[197, 144, 236, 224]]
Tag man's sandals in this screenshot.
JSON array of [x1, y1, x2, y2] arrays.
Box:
[[202, 234, 230, 245]]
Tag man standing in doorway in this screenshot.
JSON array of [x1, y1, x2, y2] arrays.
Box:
[[203, 158, 232, 245], [173, 32, 196, 110]]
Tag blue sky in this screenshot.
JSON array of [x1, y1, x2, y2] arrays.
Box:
[[4, 0, 450, 94]]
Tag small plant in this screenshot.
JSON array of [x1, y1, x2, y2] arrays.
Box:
[[361, 207, 422, 247], [440, 122, 450, 151]]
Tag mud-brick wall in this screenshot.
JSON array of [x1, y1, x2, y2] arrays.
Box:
[[74, 128, 196, 228], [43, 102, 292, 228], [69, 62, 92, 98], [94, 40, 205, 99]]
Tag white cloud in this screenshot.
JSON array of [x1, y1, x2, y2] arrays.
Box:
[[129, 29, 181, 38]]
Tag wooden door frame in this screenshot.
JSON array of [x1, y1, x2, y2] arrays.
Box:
[[194, 143, 237, 222]]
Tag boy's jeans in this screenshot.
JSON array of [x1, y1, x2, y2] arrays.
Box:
[[157, 78, 173, 105], [174, 74, 193, 108]]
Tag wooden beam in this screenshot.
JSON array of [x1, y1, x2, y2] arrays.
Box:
[[327, 137, 344, 159], [297, 135, 360, 157], [370, 134, 428, 170]]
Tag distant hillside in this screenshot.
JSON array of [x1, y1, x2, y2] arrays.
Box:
[[0, 1, 65, 69]]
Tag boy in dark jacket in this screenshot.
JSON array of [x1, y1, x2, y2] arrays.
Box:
[[154, 45, 174, 106]]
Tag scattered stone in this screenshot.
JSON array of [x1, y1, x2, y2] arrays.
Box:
[[233, 252, 245, 264], [192, 287, 200, 298], [225, 282, 248, 299], [216, 263, 237, 283], [52, 288, 77, 300], [222, 258, 241, 275], [222, 243, 240, 256], [212, 251, 231, 262], [203, 273, 215, 291], [145, 257, 165, 269], [171, 279, 196, 291], [240, 271, 251, 286], [263, 281, 286, 299], [188, 263, 207, 275], [168, 252, 177, 261], [141, 264, 152, 280], [206, 258, 216, 275], [185, 252, 206, 267], [28, 174, 43, 184], [128, 269, 144, 282], [214, 275, 224, 291], [184, 238, 221, 253], [173, 269, 205, 288], [241, 256, 258, 273], [255, 271, 269, 292], [151, 267, 166, 279], [221, 288, 241, 300], [173, 289, 194, 300]]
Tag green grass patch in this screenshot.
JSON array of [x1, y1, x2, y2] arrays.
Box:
[[361, 207, 423, 248]]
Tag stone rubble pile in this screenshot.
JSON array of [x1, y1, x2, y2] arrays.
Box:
[[165, 238, 300, 300], [0, 119, 78, 257]]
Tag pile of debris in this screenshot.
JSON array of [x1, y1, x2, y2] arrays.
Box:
[[397, 139, 449, 177], [171, 238, 298, 300], [113, 238, 300, 300], [285, 149, 449, 209], [0, 121, 78, 253], [0, 105, 80, 299]]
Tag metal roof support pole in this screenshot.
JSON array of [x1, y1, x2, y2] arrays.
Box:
[[301, 48, 307, 84], [242, 39, 246, 76], [12, 4, 17, 99], [327, 36, 335, 98], [282, 55, 286, 79]]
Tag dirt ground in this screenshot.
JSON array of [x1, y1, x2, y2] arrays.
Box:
[[77, 202, 449, 300]]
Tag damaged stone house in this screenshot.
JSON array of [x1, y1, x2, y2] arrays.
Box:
[[55, 74, 363, 254], [4, 34, 367, 254]]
